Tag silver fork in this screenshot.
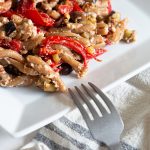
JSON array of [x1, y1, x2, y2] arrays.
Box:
[[69, 82, 124, 150]]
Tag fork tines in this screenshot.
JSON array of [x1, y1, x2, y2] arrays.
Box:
[[69, 82, 117, 122], [69, 82, 124, 149]]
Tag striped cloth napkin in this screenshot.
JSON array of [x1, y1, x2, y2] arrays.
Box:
[[22, 68, 150, 150]]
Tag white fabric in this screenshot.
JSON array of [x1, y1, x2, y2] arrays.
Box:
[[21, 68, 150, 150]]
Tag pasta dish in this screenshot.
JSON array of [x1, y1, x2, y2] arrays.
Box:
[[0, 0, 136, 92]]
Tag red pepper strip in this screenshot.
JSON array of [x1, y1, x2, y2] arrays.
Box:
[[19, 0, 54, 27], [50, 62, 62, 70], [50, 61, 57, 68], [58, 0, 82, 15], [107, 0, 112, 14], [39, 47, 58, 56], [9, 40, 22, 52], [40, 36, 88, 67], [87, 49, 107, 59], [70, 0, 83, 12], [23, 9, 54, 27], [0, 39, 22, 52], [58, 4, 73, 14], [42, 56, 61, 71], [54, 67, 62, 72], [2, 10, 17, 19], [19, 0, 35, 11]]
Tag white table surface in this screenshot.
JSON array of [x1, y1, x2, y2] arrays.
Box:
[[0, 127, 37, 150]]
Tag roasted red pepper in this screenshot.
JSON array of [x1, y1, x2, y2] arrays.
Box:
[[9, 39, 22, 52], [58, 4, 73, 14], [0, 39, 22, 52], [39, 36, 106, 66], [39, 47, 58, 56], [58, 0, 82, 15], [23, 10, 54, 27], [71, 0, 83, 12], [2, 10, 17, 19], [20, 0, 34, 10], [107, 0, 112, 14], [39, 36, 88, 66], [19, 0, 54, 27], [87, 49, 106, 59]]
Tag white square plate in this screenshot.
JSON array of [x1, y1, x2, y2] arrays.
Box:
[[0, 0, 150, 137]]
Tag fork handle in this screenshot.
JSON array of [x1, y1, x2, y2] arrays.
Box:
[[109, 142, 120, 150]]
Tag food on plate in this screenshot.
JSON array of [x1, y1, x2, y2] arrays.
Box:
[[0, 0, 136, 92]]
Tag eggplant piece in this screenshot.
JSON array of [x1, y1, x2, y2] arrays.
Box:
[[60, 63, 73, 75], [4, 21, 16, 36]]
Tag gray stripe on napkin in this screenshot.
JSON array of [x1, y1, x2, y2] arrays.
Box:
[[45, 123, 92, 150], [36, 132, 137, 150], [121, 142, 138, 150], [60, 117, 137, 150], [60, 117, 96, 141], [36, 133, 69, 150]]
